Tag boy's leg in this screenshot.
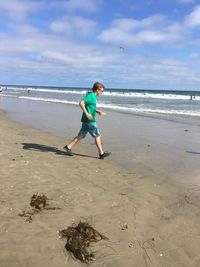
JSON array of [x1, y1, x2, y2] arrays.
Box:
[[89, 123, 111, 159], [66, 134, 85, 150], [88, 123, 103, 154], [88, 123, 106, 156], [95, 136, 111, 159], [65, 123, 88, 150], [95, 135, 104, 155]]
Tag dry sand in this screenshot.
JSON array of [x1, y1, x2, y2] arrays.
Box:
[[1, 110, 200, 267]]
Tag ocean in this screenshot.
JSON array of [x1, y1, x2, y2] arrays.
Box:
[[1, 85, 200, 120]]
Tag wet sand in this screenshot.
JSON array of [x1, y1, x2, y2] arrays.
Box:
[[1, 107, 200, 267], [1, 96, 200, 185]]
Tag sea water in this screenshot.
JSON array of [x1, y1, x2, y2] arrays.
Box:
[[1, 85, 200, 119]]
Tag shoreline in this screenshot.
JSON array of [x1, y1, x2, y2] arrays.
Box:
[[1, 110, 200, 266]]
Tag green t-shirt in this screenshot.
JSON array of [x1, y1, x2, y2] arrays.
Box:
[[81, 92, 97, 123]]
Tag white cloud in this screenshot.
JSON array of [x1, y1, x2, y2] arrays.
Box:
[[50, 16, 97, 37], [39, 50, 115, 71], [0, 0, 42, 21], [184, 5, 200, 28], [98, 15, 183, 46], [189, 52, 200, 58], [1, 1, 200, 88], [179, 0, 194, 4], [45, 0, 103, 13], [0, 22, 115, 73], [0, 0, 102, 23], [111, 15, 166, 31], [65, 0, 102, 12]]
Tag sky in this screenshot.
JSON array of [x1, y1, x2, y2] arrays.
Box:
[[0, 0, 200, 90]]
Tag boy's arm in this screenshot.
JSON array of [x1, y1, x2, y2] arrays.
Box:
[[96, 110, 102, 115], [79, 100, 93, 120], [96, 109, 106, 115]]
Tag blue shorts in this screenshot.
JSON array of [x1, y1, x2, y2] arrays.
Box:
[[78, 122, 100, 137]]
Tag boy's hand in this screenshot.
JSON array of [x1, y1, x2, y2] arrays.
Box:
[[87, 114, 93, 120], [97, 111, 107, 116]]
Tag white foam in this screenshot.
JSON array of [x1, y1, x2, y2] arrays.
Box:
[[98, 103, 200, 117], [18, 96, 200, 117], [9, 87, 87, 95], [5, 86, 200, 101], [103, 91, 200, 101], [30, 88, 87, 95], [19, 96, 78, 105], [0, 94, 18, 98]]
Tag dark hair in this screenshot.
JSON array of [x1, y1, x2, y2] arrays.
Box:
[[92, 82, 105, 92]]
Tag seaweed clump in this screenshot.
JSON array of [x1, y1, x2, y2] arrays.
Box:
[[59, 221, 108, 264], [30, 193, 47, 210], [18, 193, 48, 222]]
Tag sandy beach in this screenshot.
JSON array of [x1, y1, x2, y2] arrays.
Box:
[[1, 107, 200, 267]]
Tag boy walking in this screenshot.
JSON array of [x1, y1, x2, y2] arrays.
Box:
[[64, 82, 111, 159]]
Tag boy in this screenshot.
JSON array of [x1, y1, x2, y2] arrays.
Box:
[[64, 82, 111, 159]]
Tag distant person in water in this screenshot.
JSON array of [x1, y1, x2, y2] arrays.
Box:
[[64, 82, 111, 159]]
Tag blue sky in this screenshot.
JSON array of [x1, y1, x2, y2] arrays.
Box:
[[0, 0, 200, 90]]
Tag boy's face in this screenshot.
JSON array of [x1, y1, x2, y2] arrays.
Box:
[[96, 87, 104, 96]]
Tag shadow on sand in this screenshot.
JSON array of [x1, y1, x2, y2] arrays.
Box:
[[22, 143, 98, 159], [186, 150, 200, 155]]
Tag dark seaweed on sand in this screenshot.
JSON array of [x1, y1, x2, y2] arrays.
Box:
[[30, 193, 47, 210], [18, 193, 52, 222], [59, 221, 108, 264]]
